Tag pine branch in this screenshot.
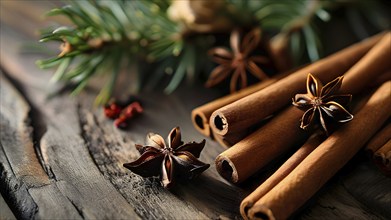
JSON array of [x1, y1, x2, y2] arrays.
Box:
[[37, 1, 139, 104], [37, 0, 215, 105]]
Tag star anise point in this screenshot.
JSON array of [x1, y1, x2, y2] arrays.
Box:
[[205, 28, 271, 92], [293, 74, 354, 136]]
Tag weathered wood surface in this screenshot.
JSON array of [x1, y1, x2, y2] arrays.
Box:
[[0, 193, 16, 220], [1, 1, 390, 219]]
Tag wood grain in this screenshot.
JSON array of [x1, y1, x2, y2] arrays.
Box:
[[0, 71, 82, 219]]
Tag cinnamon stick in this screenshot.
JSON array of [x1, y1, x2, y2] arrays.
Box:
[[191, 73, 287, 138], [240, 132, 324, 219], [210, 32, 386, 138], [246, 81, 391, 220], [240, 91, 370, 218], [365, 122, 391, 155], [215, 33, 391, 184], [215, 107, 307, 183]]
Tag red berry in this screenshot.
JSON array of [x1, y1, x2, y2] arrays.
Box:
[[113, 101, 143, 129], [104, 103, 123, 119]]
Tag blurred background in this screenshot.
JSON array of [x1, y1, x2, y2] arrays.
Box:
[[1, 0, 390, 102]]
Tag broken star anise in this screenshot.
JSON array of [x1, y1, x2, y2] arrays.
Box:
[[205, 28, 271, 93], [123, 127, 209, 188], [292, 73, 354, 136]]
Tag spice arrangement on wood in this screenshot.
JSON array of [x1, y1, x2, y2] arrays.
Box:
[[245, 81, 391, 219], [213, 33, 390, 184], [2, 1, 391, 219], [209, 33, 384, 140], [192, 32, 391, 219]]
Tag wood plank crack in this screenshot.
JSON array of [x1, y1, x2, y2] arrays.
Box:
[[0, 71, 82, 219], [1, 69, 54, 180], [0, 146, 39, 220], [1, 27, 141, 218], [0, 71, 50, 186]]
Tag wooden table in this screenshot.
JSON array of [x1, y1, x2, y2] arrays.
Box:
[[1, 2, 390, 219]]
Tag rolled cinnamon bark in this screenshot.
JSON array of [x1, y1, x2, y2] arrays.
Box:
[[191, 73, 286, 138], [210, 32, 386, 138], [247, 81, 391, 220], [365, 123, 391, 155], [215, 106, 307, 183], [373, 140, 391, 176], [240, 92, 370, 218], [215, 33, 391, 184], [217, 67, 391, 148], [240, 132, 324, 219]]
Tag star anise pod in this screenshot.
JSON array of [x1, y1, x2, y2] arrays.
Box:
[[205, 28, 271, 93], [292, 73, 354, 136], [123, 127, 209, 188]]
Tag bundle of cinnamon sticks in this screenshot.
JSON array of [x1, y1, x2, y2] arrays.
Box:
[[191, 32, 391, 219]]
